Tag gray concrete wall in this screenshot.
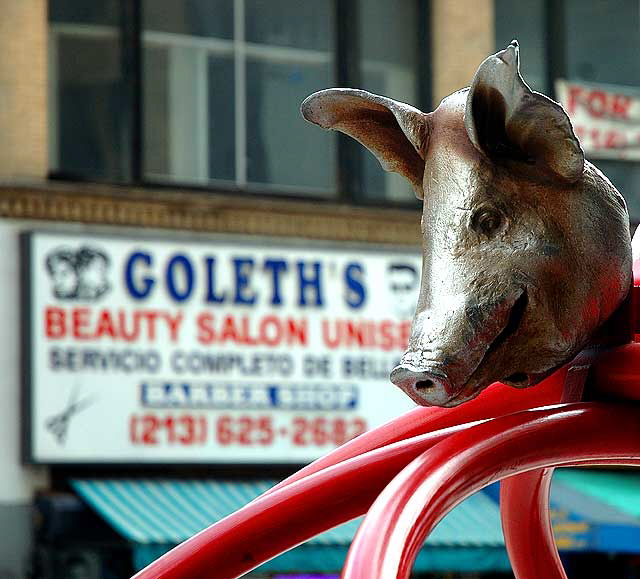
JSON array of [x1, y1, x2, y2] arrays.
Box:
[[0, 503, 33, 579], [0, 222, 50, 578]]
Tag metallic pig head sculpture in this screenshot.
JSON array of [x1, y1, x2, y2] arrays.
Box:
[[302, 42, 632, 407]]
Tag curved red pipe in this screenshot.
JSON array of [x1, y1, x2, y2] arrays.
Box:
[[342, 403, 640, 579], [498, 349, 594, 579], [500, 469, 565, 579], [132, 367, 569, 579], [266, 371, 568, 496], [131, 419, 488, 579], [591, 342, 640, 401]]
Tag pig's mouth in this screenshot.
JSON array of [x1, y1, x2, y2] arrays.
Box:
[[483, 288, 529, 368], [442, 288, 530, 406], [392, 287, 531, 407]]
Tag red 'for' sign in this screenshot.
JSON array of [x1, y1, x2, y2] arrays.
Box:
[[566, 85, 632, 120]]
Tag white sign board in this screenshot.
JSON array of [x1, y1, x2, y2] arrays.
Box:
[[25, 232, 419, 464], [556, 79, 640, 160]]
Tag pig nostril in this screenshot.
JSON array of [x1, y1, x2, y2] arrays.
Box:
[[415, 379, 435, 390], [506, 372, 528, 384]]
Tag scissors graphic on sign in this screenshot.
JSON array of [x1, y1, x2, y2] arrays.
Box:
[[45, 389, 94, 445]]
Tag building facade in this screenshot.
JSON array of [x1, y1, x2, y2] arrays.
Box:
[[1, 1, 639, 578]]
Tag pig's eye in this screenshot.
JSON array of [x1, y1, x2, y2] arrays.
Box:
[[471, 207, 504, 237]]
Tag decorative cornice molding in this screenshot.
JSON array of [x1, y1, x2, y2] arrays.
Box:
[[0, 181, 422, 245]]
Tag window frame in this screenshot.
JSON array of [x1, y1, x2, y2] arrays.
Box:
[[537, 0, 640, 225], [48, 0, 430, 210]]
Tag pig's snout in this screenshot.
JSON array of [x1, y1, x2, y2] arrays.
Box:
[[390, 365, 457, 406]]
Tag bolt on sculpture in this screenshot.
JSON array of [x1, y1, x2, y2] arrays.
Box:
[[132, 42, 640, 579]]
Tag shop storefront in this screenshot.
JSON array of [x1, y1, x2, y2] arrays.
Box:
[[22, 227, 510, 577], [23, 227, 420, 576], [24, 230, 420, 468]]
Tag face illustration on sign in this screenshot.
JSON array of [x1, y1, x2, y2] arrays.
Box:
[[46, 249, 77, 299], [387, 263, 419, 319], [76, 248, 110, 300], [45, 246, 111, 301]]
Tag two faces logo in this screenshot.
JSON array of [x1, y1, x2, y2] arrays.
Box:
[[45, 246, 111, 301]]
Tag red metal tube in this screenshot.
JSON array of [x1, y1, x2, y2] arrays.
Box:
[[499, 350, 593, 579], [342, 403, 640, 579], [266, 370, 568, 496], [132, 365, 569, 579], [591, 343, 640, 401], [500, 469, 565, 579], [131, 419, 488, 579]]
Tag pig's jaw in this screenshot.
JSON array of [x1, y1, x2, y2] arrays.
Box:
[[392, 287, 531, 407]]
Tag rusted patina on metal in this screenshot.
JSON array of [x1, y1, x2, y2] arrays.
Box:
[[302, 41, 632, 407]]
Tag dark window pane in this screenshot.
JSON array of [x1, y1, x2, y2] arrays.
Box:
[[143, 41, 235, 184], [563, 1, 640, 220], [358, 0, 419, 202], [143, 0, 233, 39], [143, 47, 170, 178], [49, 0, 120, 25], [51, 0, 424, 203], [246, 60, 336, 192], [246, 0, 331, 50], [208, 58, 236, 181], [49, 1, 128, 179], [494, 0, 547, 92], [142, 0, 235, 185], [52, 33, 129, 179], [565, 0, 640, 87]]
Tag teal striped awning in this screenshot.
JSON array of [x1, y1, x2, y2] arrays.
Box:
[[551, 469, 640, 553], [71, 479, 510, 573]]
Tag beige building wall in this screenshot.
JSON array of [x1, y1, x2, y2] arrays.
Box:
[[432, 0, 495, 104], [0, 0, 48, 180], [0, 0, 497, 184]]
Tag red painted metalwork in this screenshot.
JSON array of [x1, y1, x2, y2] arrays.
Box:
[[131, 420, 486, 579], [131, 251, 640, 579], [500, 470, 565, 579], [342, 403, 640, 579], [266, 371, 569, 496], [130, 348, 640, 579], [494, 250, 640, 579], [132, 368, 571, 579], [591, 343, 640, 401], [499, 346, 595, 579]]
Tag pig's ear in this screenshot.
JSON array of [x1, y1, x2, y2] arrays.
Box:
[[465, 41, 584, 183], [301, 89, 431, 198]]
